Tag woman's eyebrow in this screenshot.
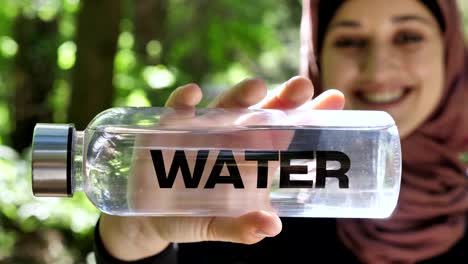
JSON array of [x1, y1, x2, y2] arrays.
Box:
[[329, 15, 434, 30], [392, 15, 433, 25]]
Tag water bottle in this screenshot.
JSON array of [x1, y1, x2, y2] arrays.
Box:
[[31, 107, 401, 218]]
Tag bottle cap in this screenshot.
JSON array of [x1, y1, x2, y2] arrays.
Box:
[[31, 124, 75, 197]]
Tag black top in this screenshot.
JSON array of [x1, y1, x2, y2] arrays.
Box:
[[94, 217, 468, 264]]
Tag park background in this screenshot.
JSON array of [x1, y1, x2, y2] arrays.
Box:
[[0, 0, 467, 263]]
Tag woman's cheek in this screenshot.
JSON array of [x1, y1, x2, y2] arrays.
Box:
[[323, 54, 357, 90], [411, 45, 444, 106]]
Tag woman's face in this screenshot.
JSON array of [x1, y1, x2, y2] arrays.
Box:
[[321, 0, 444, 138]]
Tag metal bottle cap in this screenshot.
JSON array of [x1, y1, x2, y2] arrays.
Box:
[[31, 124, 75, 197]]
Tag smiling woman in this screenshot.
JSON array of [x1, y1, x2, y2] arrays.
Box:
[[303, 0, 468, 263], [319, 0, 445, 138]]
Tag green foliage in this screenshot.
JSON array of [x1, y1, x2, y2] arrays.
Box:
[[459, 0, 468, 36], [112, 0, 302, 107], [0, 146, 99, 262], [0, 1, 303, 261], [461, 152, 468, 165]]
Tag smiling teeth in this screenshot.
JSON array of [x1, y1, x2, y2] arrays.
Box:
[[361, 90, 405, 103]]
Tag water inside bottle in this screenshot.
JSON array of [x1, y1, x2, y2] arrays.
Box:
[[82, 125, 400, 218]]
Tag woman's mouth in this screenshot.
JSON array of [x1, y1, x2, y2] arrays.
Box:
[[355, 87, 412, 106]]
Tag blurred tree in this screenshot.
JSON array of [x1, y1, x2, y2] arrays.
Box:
[[68, 0, 121, 129], [12, 15, 57, 152], [136, 0, 303, 107], [134, 0, 168, 65]]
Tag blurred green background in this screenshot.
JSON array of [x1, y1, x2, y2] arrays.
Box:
[[0, 0, 467, 263]]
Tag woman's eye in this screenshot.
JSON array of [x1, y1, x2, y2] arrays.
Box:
[[394, 31, 424, 45], [334, 37, 367, 49]]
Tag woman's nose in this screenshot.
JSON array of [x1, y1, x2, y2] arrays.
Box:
[[360, 43, 399, 83]]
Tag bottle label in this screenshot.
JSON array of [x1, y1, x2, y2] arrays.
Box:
[[149, 149, 350, 189]]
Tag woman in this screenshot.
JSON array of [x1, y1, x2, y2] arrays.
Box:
[[94, 0, 468, 263], [302, 0, 468, 262]]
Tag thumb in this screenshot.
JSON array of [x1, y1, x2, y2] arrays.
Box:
[[207, 210, 282, 244]]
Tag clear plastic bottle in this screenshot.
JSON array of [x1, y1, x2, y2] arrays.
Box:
[[31, 107, 401, 218]]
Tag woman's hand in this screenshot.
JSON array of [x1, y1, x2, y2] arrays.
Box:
[[98, 76, 345, 261]]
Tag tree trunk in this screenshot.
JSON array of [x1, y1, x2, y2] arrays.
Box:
[[12, 16, 57, 152], [134, 0, 168, 65], [68, 0, 122, 129], [178, 0, 210, 84]]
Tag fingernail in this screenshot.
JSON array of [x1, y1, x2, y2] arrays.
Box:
[[255, 231, 272, 238]]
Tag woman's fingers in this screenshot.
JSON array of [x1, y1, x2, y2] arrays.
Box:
[[298, 89, 345, 110], [206, 210, 282, 244], [151, 211, 282, 245], [208, 78, 268, 108], [257, 76, 314, 109], [165, 83, 203, 108], [165, 76, 323, 111]]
